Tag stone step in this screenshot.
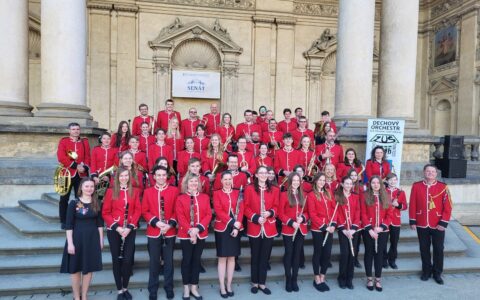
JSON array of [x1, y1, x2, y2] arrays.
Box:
[[0, 158, 57, 185], [452, 203, 480, 226], [1, 256, 480, 296], [18, 199, 59, 222], [0, 207, 60, 237]]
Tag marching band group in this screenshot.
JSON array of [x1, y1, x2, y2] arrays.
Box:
[[57, 99, 453, 300]]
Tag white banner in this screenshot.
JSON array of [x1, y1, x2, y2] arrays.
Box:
[[365, 119, 405, 183], [172, 70, 221, 99]]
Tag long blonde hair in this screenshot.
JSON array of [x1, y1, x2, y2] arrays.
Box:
[[113, 166, 133, 199], [207, 133, 225, 160], [181, 173, 201, 194], [167, 117, 181, 138]]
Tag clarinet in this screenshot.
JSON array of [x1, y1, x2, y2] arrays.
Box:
[[160, 195, 165, 238], [375, 196, 379, 253], [292, 193, 304, 242], [190, 195, 197, 244], [345, 204, 355, 257], [232, 186, 244, 236], [260, 188, 265, 238], [118, 203, 129, 260]]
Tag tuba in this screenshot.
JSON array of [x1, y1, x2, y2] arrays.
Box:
[[53, 165, 71, 196]]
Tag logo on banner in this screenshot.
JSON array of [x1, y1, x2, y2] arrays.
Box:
[[369, 134, 400, 156], [187, 80, 205, 92]]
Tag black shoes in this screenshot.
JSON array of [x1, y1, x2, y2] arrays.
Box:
[[165, 290, 174, 299], [220, 291, 228, 298], [314, 280, 330, 292], [354, 260, 362, 268], [389, 261, 398, 269], [285, 279, 292, 293], [375, 279, 383, 292], [190, 293, 202, 300], [292, 281, 299, 292], [250, 286, 258, 294], [433, 274, 444, 285], [346, 281, 354, 290], [258, 286, 271, 295], [366, 278, 374, 291], [117, 294, 125, 300], [382, 261, 389, 269], [123, 290, 132, 300], [421, 273, 431, 281], [235, 261, 242, 272], [338, 279, 346, 289], [149, 295, 157, 300], [227, 290, 234, 297]]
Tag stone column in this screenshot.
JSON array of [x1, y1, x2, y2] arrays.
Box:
[[35, 0, 92, 119], [378, 0, 419, 119], [0, 0, 32, 116], [275, 18, 296, 114], [335, 0, 376, 120]]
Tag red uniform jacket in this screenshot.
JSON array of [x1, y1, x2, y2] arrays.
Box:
[[155, 110, 181, 131], [147, 143, 174, 171], [336, 193, 361, 231], [130, 150, 148, 171], [165, 135, 184, 160], [307, 191, 337, 231], [181, 119, 201, 138], [201, 151, 228, 175], [235, 122, 262, 140], [218, 125, 236, 143], [409, 181, 452, 228], [291, 128, 314, 148], [255, 155, 274, 169], [278, 192, 309, 236], [302, 181, 313, 194], [132, 115, 154, 136], [202, 113, 221, 136], [297, 149, 315, 170], [337, 162, 364, 181], [261, 131, 283, 157], [177, 150, 201, 177], [90, 146, 118, 177], [57, 137, 91, 177], [278, 119, 297, 133], [361, 194, 393, 232], [179, 174, 211, 194], [110, 134, 129, 152], [365, 160, 390, 180], [193, 136, 210, 155], [142, 185, 179, 238], [102, 187, 142, 230], [387, 187, 407, 227], [139, 134, 156, 153], [315, 143, 344, 170], [213, 189, 244, 232], [235, 150, 256, 176], [274, 148, 301, 176], [176, 193, 212, 240], [246, 142, 261, 158], [244, 185, 279, 238], [213, 170, 248, 191], [325, 180, 339, 193]]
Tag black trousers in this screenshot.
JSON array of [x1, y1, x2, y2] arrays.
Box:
[[416, 227, 445, 276], [312, 231, 333, 275], [283, 233, 304, 282], [148, 236, 175, 295], [59, 174, 81, 226], [354, 230, 362, 259], [107, 230, 136, 290], [337, 231, 358, 284], [249, 236, 273, 285], [363, 231, 388, 278], [180, 239, 205, 285], [383, 225, 400, 264]]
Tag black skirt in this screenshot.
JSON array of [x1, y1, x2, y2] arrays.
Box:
[[215, 230, 241, 257]]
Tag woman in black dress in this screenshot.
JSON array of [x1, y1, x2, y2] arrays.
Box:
[[213, 171, 244, 298], [60, 177, 103, 300]]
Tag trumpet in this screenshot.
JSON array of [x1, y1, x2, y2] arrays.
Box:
[[270, 134, 280, 150], [96, 165, 116, 198], [53, 165, 71, 196], [306, 152, 319, 177], [223, 133, 233, 152], [211, 159, 226, 177], [239, 159, 249, 170]]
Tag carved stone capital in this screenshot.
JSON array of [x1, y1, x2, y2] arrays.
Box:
[[87, 2, 113, 11], [113, 4, 139, 13], [223, 66, 239, 79], [153, 61, 171, 75], [147, 0, 255, 10], [275, 17, 296, 26], [252, 16, 275, 24]]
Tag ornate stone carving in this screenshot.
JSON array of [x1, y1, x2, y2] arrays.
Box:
[[223, 66, 239, 78], [293, 2, 338, 17], [429, 17, 461, 74], [306, 28, 337, 54], [148, 0, 255, 10], [212, 19, 231, 41], [153, 62, 170, 75], [431, 0, 463, 18], [158, 17, 184, 38], [307, 71, 321, 82], [172, 39, 221, 69]]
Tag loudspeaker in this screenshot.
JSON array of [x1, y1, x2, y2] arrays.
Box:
[[444, 135, 464, 159], [435, 158, 467, 178]]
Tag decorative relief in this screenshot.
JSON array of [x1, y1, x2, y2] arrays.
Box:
[[153, 62, 170, 75], [305, 28, 337, 55], [307, 71, 321, 82], [429, 17, 461, 74], [212, 19, 231, 41], [172, 39, 221, 69], [158, 17, 185, 38], [431, 0, 463, 18], [293, 2, 338, 17], [147, 0, 255, 10], [223, 66, 239, 78]]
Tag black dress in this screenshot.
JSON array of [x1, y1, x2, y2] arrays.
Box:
[[60, 199, 103, 274]]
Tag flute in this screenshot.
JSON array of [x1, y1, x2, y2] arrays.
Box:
[[292, 193, 304, 242], [345, 207, 355, 257], [375, 198, 379, 253], [118, 203, 129, 260], [322, 202, 339, 247]]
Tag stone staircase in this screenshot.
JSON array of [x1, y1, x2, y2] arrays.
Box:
[[0, 193, 480, 296]]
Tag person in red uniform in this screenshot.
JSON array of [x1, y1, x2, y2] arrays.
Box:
[[278, 172, 309, 292], [324, 163, 339, 193], [275, 133, 301, 186], [235, 109, 262, 142], [177, 137, 201, 178], [213, 154, 248, 191], [179, 158, 211, 194], [57, 122, 91, 229], [409, 164, 452, 285], [246, 131, 261, 158], [314, 111, 337, 143], [138, 122, 156, 154], [307, 172, 336, 292], [132, 103, 154, 136], [218, 113, 236, 152], [142, 166, 179, 300], [149, 157, 176, 187], [155, 99, 182, 131], [256, 105, 268, 125], [255, 143, 274, 169], [278, 108, 298, 133], [384, 173, 407, 270], [176, 173, 212, 300], [337, 148, 364, 181], [235, 137, 256, 177], [111, 121, 131, 154], [335, 176, 361, 290], [259, 110, 274, 133], [244, 166, 279, 295], [361, 176, 393, 292], [114, 151, 145, 193], [181, 108, 201, 138], [165, 117, 184, 168], [297, 135, 315, 174], [102, 166, 142, 299], [262, 118, 283, 158], [293, 165, 312, 194], [202, 103, 221, 136], [148, 129, 173, 171], [291, 116, 314, 148], [348, 168, 366, 268], [213, 171, 244, 298], [193, 124, 210, 156], [128, 136, 148, 172], [201, 134, 228, 182], [365, 146, 390, 181], [90, 132, 118, 184], [316, 130, 344, 170]]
